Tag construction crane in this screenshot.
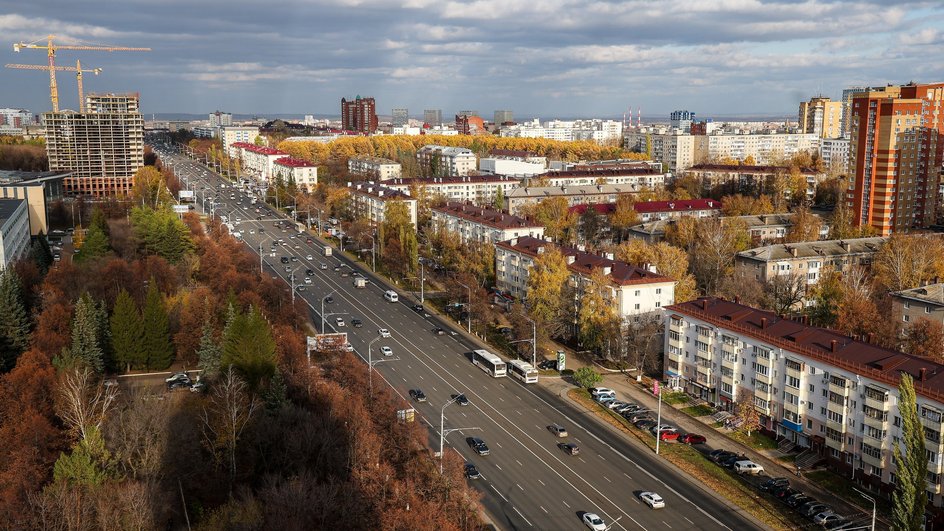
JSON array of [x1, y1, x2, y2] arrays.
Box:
[[5, 60, 102, 112], [12, 34, 150, 112]]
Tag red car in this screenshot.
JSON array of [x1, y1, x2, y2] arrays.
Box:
[[679, 433, 707, 445], [659, 430, 680, 441]]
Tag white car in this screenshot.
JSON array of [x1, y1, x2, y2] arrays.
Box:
[[589, 387, 614, 397], [306, 254, 313, 260], [582, 512, 606, 531], [379, 328, 391, 338], [640, 491, 665, 509], [335, 317, 345, 327], [733, 460, 765, 475], [304, 277, 312, 284], [380, 346, 393, 357]]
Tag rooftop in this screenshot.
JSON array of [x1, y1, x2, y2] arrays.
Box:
[[497, 236, 674, 286], [0, 198, 25, 226], [570, 198, 721, 216], [348, 181, 413, 201], [508, 183, 641, 198], [488, 149, 541, 158], [385, 175, 519, 186], [417, 145, 475, 156], [668, 297, 944, 401], [0, 170, 71, 185], [433, 201, 543, 230], [894, 283, 944, 307], [688, 163, 821, 174], [738, 236, 888, 262], [630, 213, 805, 236], [274, 157, 316, 168], [230, 143, 287, 156], [544, 167, 662, 178], [350, 155, 400, 165]]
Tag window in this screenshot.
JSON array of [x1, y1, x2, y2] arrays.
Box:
[[634, 290, 640, 296], [787, 376, 800, 389], [904, 315, 910, 323], [656, 288, 661, 294]]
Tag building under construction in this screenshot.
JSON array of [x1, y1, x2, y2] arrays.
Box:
[[43, 93, 144, 196]]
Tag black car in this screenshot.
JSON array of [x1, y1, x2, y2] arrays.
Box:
[[786, 494, 812, 508], [306, 269, 315, 276], [455, 394, 469, 406], [409, 389, 427, 402], [167, 379, 190, 390], [801, 503, 830, 518], [280, 256, 290, 264], [772, 487, 798, 500], [432, 327, 445, 335], [759, 477, 790, 491], [719, 454, 745, 468], [709, 450, 736, 464], [467, 437, 489, 455], [412, 304, 424, 313], [325, 296, 334, 303], [351, 319, 363, 328], [464, 463, 481, 479], [537, 359, 557, 371], [635, 419, 658, 430]]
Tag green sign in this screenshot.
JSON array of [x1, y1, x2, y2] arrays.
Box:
[[557, 350, 566, 372]]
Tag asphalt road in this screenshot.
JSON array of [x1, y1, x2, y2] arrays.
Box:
[[157, 146, 764, 531]]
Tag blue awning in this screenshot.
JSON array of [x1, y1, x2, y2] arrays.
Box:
[[665, 369, 681, 377], [781, 418, 803, 433]]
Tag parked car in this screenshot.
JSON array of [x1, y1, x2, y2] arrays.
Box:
[[635, 419, 658, 430], [589, 387, 614, 397], [547, 424, 568, 437], [325, 296, 334, 303], [678, 433, 707, 445], [351, 319, 363, 328], [467, 437, 489, 455], [759, 477, 790, 491], [801, 503, 830, 518], [786, 494, 812, 508], [582, 513, 606, 531], [606, 400, 628, 410], [773, 487, 799, 501], [639, 492, 665, 509], [720, 454, 747, 468], [559, 442, 580, 455], [627, 412, 652, 423], [432, 327, 446, 335], [813, 511, 843, 526], [650, 425, 675, 435], [189, 381, 206, 393], [167, 380, 190, 390], [165, 372, 190, 383], [734, 460, 765, 475], [412, 304, 424, 313], [464, 463, 481, 479], [538, 359, 557, 370], [659, 430, 680, 441], [409, 389, 427, 402]]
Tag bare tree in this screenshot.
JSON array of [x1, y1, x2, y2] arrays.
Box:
[[624, 314, 664, 377], [202, 366, 258, 490], [105, 393, 170, 480], [57, 366, 119, 441], [765, 272, 807, 314]]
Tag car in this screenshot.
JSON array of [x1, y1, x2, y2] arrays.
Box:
[[455, 393, 469, 406], [325, 296, 334, 303], [189, 381, 206, 393], [614, 403, 638, 414], [551, 440, 577, 454], [786, 494, 812, 508], [650, 424, 675, 435], [409, 389, 427, 402], [306, 254, 313, 260], [635, 419, 658, 430], [342, 343, 355, 352], [464, 463, 481, 479], [467, 437, 489, 455], [167, 379, 190, 390], [306, 269, 314, 276], [165, 372, 190, 383], [537, 359, 557, 370], [659, 430, 680, 441], [547, 424, 568, 437], [290, 256, 299, 262], [814, 511, 843, 526], [294, 244, 301, 249], [432, 327, 445, 335], [351, 318, 363, 328], [296, 285, 306, 291], [589, 387, 614, 397], [333, 265, 341, 272], [320, 263, 328, 270], [595, 394, 616, 404], [380, 346, 393, 357], [284, 266, 292, 272], [759, 477, 789, 491], [719, 454, 747, 468], [280, 256, 290, 264], [640, 491, 665, 509], [606, 400, 628, 410], [625, 412, 651, 423], [773, 487, 799, 500], [678, 433, 707, 444], [581, 512, 606, 531], [379, 328, 391, 338], [335, 317, 345, 327], [709, 450, 737, 464], [412, 304, 424, 312], [734, 460, 765, 475], [801, 503, 830, 518]]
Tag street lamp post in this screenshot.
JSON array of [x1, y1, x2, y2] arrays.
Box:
[[853, 488, 876, 531], [367, 334, 383, 397], [527, 317, 536, 368], [321, 292, 336, 332], [290, 267, 299, 304], [419, 259, 425, 304], [440, 395, 459, 474], [370, 232, 376, 272]]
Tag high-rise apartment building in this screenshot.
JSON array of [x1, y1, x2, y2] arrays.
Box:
[[43, 93, 144, 196], [669, 110, 696, 132], [798, 97, 842, 139], [341, 96, 377, 134], [494, 110, 513, 125], [840, 87, 867, 138], [209, 111, 233, 127], [391, 107, 408, 127], [0, 108, 33, 127], [221, 126, 260, 158], [423, 109, 442, 127], [847, 83, 944, 236]]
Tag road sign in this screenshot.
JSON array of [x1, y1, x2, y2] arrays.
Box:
[[557, 350, 566, 372], [397, 408, 415, 423], [179, 190, 195, 202], [172, 204, 189, 213]]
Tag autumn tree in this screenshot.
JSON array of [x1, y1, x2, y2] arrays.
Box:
[[532, 197, 577, 244], [805, 266, 844, 327], [202, 367, 259, 491], [130, 206, 195, 263], [624, 313, 664, 375], [892, 373, 928, 531], [378, 199, 418, 279], [873, 234, 944, 293], [664, 216, 699, 252], [901, 319, 944, 362], [615, 239, 697, 303], [525, 245, 572, 340], [577, 269, 620, 355], [56, 365, 118, 441], [109, 289, 143, 372], [765, 272, 807, 314], [610, 194, 639, 241], [141, 281, 173, 370], [577, 206, 607, 248], [0, 268, 30, 372], [784, 206, 822, 243], [691, 218, 749, 295], [733, 388, 761, 436], [130, 165, 173, 209], [222, 305, 277, 390]]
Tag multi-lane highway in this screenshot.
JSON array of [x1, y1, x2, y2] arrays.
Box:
[[158, 146, 764, 531]]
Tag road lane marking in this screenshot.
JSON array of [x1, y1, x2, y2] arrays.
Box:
[[516, 483, 524, 491], [663, 522, 671, 528], [684, 517, 693, 524], [495, 464, 502, 471], [516, 459, 523, 467], [538, 479, 545, 486], [512, 507, 532, 527], [624, 472, 632, 480], [540, 506, 548, 514], [489, 484, 508, 502], [604, 476, 612, 483], [562, 500, 571, 509]]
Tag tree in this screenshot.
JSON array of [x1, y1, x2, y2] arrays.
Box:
[[109, 289, 143, 372], [691, 218, 749, 295], [65, 293, 108, 373], [784, 206, 821, 243], [56, 366, 118, 442], [624, 314, 664, 375], [52, 426, 114, 487], [130, 206, 194, 263], [141, 281, 173, 370], [493, 186, 505, 211], [197, 318, 222, 379], [533, 197, 577, 244], [578, 206, 606, 248], [828, 199, 857, 240], [577, 269, 619, 355], [765, 272, 807, 314], [75, 223, 111, 263], [733, 388, 761, 436], [610, 195, 639, 241], [221, 305, 277, 390], [525, 245, 571, 339], [30, 233, 53, 273], [201, 367, 258, 491], [902, 319, 944, 362], [0, 268, 30, 372], [130, 166, 173, 208], [573, 366, 602, 389], [805, 266, 844, 327], [892, 372, 928, 531], [664, 216, 699, 252], [873, 234, 944, 293]]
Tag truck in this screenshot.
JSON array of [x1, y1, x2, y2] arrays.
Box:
[[353, 277, 367, 288], [323, 247, 333, 257]]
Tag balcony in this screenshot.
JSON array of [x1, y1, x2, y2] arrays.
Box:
[[720, 356, 736, 369], [825, 435, 846, 452], [666, 350, 682, 364], [862, 451, 886, 469], [828, 378, 850, 396], [754, 371, 771, 386], [928, 480, 942, 495], [864, 392, 890, 412], [826, 419, 846, 434], [696, 364, 712, 378], [863, 414, 887, 431]]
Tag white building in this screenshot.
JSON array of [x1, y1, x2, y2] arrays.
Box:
[[507, 183, 646, 214], [416, 145, 477, 176], [192, 126, 216, 138], [479, 156, 546, 176], [273, 157, 318, 192], [537, 168, 665, 189], [624, 129, 698, 173], [209, 111, 233, 127], [0, 199, 31, 270], [664, 296, 944, 505], [392, 126, 421, 135], [222, 126, 260, 158], [501, 119, 624, 145], [282, 135, 341, 144], [496, 236, 675, 319], [431, 202, 544, 245], [0, 108, 33, 128], [348, 156, 402, 180], [232, 143, 289, 182], [347, 182, 418, 228], [384, 175, 520, 205], [820, 138, 850, 173]]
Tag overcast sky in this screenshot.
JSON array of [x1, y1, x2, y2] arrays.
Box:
[[1, 1, 942, 120]]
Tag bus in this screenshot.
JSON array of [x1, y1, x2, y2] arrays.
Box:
[[507, 359, 538, 384], [471, 350, 507, 378]]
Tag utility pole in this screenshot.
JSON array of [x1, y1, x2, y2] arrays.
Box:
[[528, 317, 537, 368], [655, 380, 664, 455], [367, 334, 382, 397], [458, 281, 471, 333], [439, 395, 459, 474], [420, 259, 425, 303]]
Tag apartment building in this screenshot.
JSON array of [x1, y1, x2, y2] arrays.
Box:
[[341, 96, 377, 134], [683, 164, 826, 201], [391, 108, 408, 127], [624, 129, 698, 173], [571, 198, 721, 223], [537, 168, 666, 189], [664, 296, 944, 504], [231, 143, 289, 181], [494, 110, 514, 125], [384, 175, 519, 205], [840, 87, 868, 138], [799, 97, 843, 139], [891, 283, 944, 327], [479, 151, 547, 176], [347, 182, 417, 228], [629, 213, 828, 245], [847, 83, 944, 236], [222, 126, 260, 158], [43, 93, 144, 196], [0, 199, 30, 270], [735, 236, 887, 286], [272, 157, 318, 192], [416, 145, 477, 176], [0, 108, 32, 128], [501, 119, 624, 144], [820, 138, 850, 173], [347, 156, 402, 180], [209, 111, 233, 127], [423, 109, 443, 127], [507, 183, 647, 214], [496, 236, 675, 319], [455, 114, 485, 135], [431, 201, 544, 245]]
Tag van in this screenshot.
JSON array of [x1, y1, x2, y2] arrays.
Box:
[[384, 290, 399, 302]]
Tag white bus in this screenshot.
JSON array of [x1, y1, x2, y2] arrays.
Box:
[[471, 350, 507, 378], [507, 359, 538, 384]]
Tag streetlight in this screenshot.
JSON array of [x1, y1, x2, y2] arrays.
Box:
[[853, 488, 876, 531], [439, 395, 459, 474], [290, 267, 300, 304], [321, 292, 336, 332], [367, 333, 383, 397], [510, 317, 538, 368]]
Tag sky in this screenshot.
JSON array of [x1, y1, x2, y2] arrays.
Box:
[[1, 1, 943, 120]]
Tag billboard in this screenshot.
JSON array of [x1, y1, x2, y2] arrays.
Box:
[[313, 333, 348, 352], [179, 190, 195, 202], [172, 204, 189, 214]]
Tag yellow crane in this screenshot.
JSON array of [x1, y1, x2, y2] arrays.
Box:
[[5, 60, 102, 112], [12, 34, 150, 112]]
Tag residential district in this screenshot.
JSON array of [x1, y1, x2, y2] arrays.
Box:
[[1, 48, 944, 531]]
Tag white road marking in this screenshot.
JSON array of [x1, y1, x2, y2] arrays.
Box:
[[604, 476, 612, 483], [540, 506, 548, 514], [538, 479, 546, 487], [624, 472, 632, 480], [512, 507, 532, 527], [516, 459, 523, 467], [516, 483, 524, 491], [684, 517, 693, 524], [489, 484, 508, 502], [562, 500, 571, 509], [495, 464, 502, 471], [663, 522, 671, 528]]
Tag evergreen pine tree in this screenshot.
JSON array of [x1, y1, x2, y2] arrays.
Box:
[[109, 289, 143, 372], [69, 293, 105, 372], [222, 306, 276, 390], [493, 186, 505, 211], [76, 224, 110, 262], [263, 368, 288, 412], [196, 318, 221, 378], [0, 268, 30, 372], [31, 232, 53, 273], [89, 206, 110, 237], [141, 280, 174, 370], [893, 373, 928, 531]]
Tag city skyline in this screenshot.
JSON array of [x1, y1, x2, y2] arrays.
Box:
[[1, 2, 943, 117]]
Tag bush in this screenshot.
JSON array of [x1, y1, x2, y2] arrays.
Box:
[[573, 367, 602, 388]]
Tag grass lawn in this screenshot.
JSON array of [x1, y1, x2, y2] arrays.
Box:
[[727, 429, 779, 450], [805, 470, 893, 515], [681, 404, 715, 417], [662, 391, 689, 405]]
